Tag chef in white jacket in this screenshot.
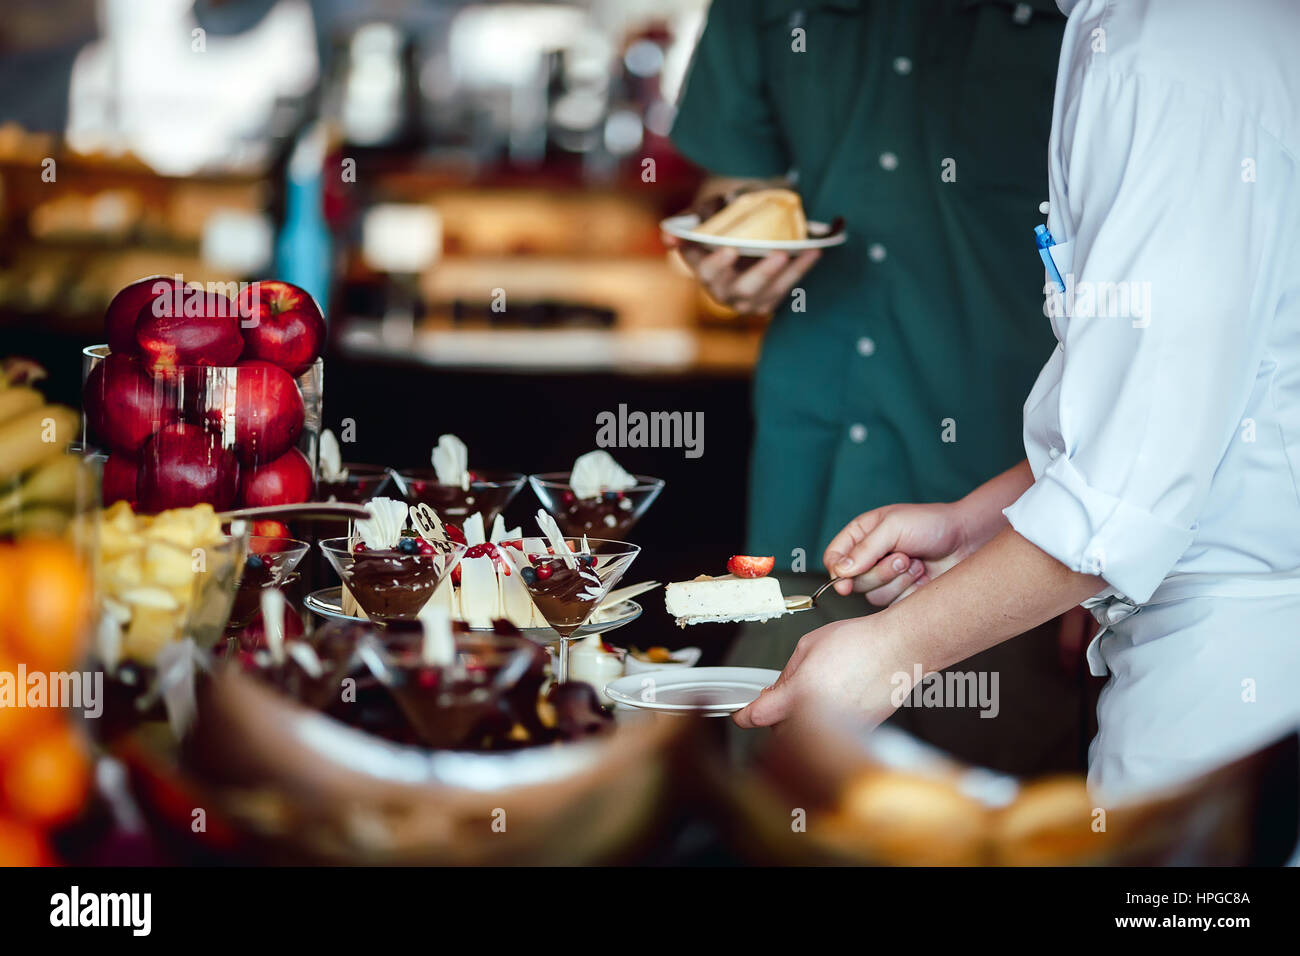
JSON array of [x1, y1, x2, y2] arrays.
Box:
[[736, 0, 1300, 803]]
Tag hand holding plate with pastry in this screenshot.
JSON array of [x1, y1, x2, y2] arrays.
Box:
[[661, 184, 846, 314]]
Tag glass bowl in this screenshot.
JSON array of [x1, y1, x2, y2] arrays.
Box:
[[226, 535, 311, 628], [319, 536, 467, 625], [392, 469, 525, 526], [527, 473, 664, 540], [359, 627, 537, 749]]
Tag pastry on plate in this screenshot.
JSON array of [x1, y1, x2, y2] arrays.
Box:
[[693, 189, 807, 242]]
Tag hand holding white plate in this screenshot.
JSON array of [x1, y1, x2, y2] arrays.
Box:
[[604, 666, 781, 716], [661, 213, 847, 258]]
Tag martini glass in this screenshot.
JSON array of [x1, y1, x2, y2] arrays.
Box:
[[506, 538, 641, 683], [227, 535, 311, 628], [316, 463, 395, 504], [528, 473, 664, 540], [359, 626, 536, 749], [393, 469, 525, 527], [319, 536, 467, 625]]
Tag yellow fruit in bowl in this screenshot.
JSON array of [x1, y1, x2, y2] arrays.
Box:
[[89, 501, 245, 665], [122, 606, 182, 662], [143, 540, 196, 589]]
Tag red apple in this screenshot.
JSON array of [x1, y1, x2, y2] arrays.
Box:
[[135, 289, 243, 372], [236, 280, 325, 377], [239, 448, 312, 508], [251, 519, 292, 539], [104, 276, 195, 356], [204, 360, 304, 465], [136, 423, 239, 513], [82, 353, 177, 453], [101, 453, 139, 507]]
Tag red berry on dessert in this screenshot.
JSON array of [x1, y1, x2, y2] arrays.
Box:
[[105, 276, 194, 356], [236, 280, 326, 377], [239, 447, 313, 507], [134, 290, 244, 372], [82, 352, 178, 453], [203, 360, 305, 465], [444, 523, 467, 545], [136, 423, 240, 512], [727, 555, 775, 578]]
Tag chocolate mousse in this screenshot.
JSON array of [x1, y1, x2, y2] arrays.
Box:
[[341, 538, 446, 622], [227, 552, 275, 628], [377, 624, 532, 749], [551, 490, 638, 538], [518, 558, 603, 637], [399, 468, 523, 523]]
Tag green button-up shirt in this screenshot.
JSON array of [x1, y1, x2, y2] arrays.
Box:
[[672, 0, 1064, 563]]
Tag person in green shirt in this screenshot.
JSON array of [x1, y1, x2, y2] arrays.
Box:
[[671, 0, 1064, 577]]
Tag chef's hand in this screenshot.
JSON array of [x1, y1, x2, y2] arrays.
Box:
[[668, 238, 822, 315], [734, 616, 899, 729], [822, 502, 977, 606]]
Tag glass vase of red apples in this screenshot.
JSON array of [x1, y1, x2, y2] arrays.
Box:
[[81, 276, 326, 517]]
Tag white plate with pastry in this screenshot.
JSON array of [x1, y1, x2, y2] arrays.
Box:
[[604, 666, 781, 716], [660, 187, 847, 256]]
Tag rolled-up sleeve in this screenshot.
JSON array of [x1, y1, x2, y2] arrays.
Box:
[[1004, 67, 1281, 602], [669, 0, 789, 178]]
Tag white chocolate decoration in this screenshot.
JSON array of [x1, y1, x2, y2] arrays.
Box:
[[418, 602, 456, 666], [319, 429, 348, 482], [261, 588, 287, 664], [410, 502, 447, 545], [432, 434, 470, 490], [569, 450, 637, 500], [356, 496, 409, 550], [536, 509, 577, 569]]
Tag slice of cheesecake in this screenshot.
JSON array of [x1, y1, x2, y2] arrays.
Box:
[[665, 573, 789, 626]]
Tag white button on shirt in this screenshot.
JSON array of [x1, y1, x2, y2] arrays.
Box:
[[849, 424, 868, 444], [879, 152, 898, 171], [1004, 0, 1300, 605], [867, 243, 887, 263], [892, 56, 912, 76], [856, 337, 876, 357]]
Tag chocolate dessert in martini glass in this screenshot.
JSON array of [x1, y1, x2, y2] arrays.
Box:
[[529, 450, 663, 540], [319, 497, 466, 625], [505, 511, 641, 683], [393, 433, 524, 526], [360, 613, 536, 750]]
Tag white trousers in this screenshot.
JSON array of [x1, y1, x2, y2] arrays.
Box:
[[1085, 577, 1300, 805]]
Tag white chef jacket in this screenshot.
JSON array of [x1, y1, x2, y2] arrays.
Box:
[[1002, 0, 1300, 803]]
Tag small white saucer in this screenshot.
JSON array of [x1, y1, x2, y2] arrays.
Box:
[[661, 214, 848, 257], [604, 666, 780, 716]]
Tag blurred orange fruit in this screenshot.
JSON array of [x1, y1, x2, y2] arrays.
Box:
[[7, 538, 91, 672], [1, 723, 90, 827], [0, 543, 15, 649], [0, 650, 57, 759], [0, 817, 52, 866]]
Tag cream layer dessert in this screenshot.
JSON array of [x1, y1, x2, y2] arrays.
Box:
[[665, 555, 789, 626]]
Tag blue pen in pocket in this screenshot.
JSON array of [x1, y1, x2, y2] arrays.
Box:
[[1034, 224, 1067, 293]]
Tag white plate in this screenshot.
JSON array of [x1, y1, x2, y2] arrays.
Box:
[[304, 586, 642, 644], [604, 666, 781, 716], [660, 213, 848, 257]]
